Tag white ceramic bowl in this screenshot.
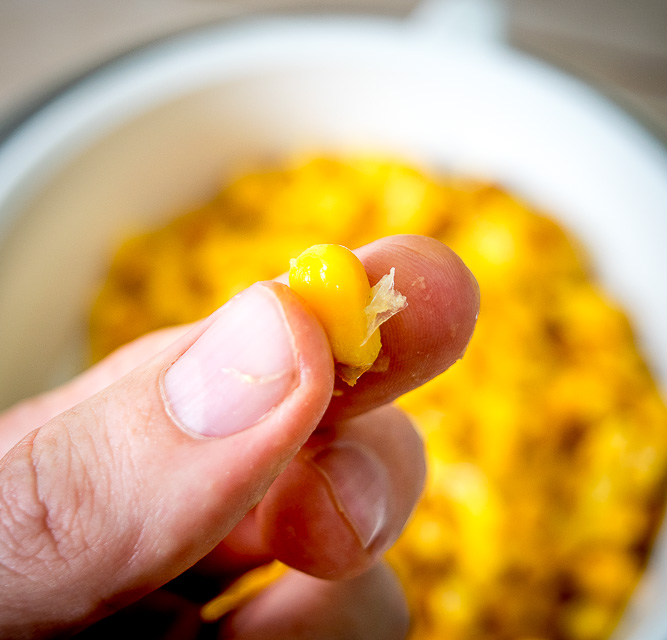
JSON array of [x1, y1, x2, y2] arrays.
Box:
[[0, 13, 666, 639]]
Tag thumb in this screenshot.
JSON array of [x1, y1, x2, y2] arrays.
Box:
[[0, 282, 333, 638]]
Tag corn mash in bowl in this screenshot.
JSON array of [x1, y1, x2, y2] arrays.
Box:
[[91, 156, 667, 640]]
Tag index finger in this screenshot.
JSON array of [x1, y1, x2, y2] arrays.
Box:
[[323, 234, 479, 422]]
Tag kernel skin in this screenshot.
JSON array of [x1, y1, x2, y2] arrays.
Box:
[[289, 244, 381, 383]]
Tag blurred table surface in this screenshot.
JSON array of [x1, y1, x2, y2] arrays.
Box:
[[0, 0, 666, 144]]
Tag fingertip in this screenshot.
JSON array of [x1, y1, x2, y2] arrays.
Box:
[[327, 235, 480, 418], [363, 235, 480, 361], [257, 405, 425, 580], [258, 454, 368, 579], [379, 235, 480, 369]]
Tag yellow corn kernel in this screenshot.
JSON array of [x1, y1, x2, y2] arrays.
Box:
[[200, 561, 288, 622], [288, 243, 405, 385], [289, 244, 378, 384]]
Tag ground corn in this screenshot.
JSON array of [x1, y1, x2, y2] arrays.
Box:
[[90, 156, 667, 640]]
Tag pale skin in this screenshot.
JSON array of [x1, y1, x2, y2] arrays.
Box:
[[0, 235, 480, 639]]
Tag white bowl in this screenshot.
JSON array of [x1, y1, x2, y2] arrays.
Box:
[[0, 13, 666, 639]]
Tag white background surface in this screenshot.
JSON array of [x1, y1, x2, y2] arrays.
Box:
[[0, 0, 666, 144]]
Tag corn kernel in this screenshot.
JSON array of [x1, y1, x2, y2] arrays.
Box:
[[289, 243, 406, 385], [200, 561, 288, 622]]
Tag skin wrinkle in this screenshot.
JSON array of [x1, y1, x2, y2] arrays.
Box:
[[0, 434, 89, 636], [0, 550, 31, 580], [104, 396, 143, 496], [88, 401, 149, 590], [25, 432, 64, 565], [76, 422, 127, 568], [39, 412, 110, 568], [57, 421, 98, 543], [93, 395, 166, 583], [13, 401, 143, 626], [0, 470, 36, 563]]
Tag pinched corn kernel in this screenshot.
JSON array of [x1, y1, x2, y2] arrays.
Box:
[[288, 243, 406, 385]]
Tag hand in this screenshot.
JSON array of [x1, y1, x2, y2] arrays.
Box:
[[0, 235, 479, 639]]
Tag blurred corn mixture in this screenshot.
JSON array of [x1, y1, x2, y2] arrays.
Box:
[[91, 157, 667, 640]]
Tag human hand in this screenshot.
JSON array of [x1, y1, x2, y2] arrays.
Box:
[[0, 235, 479, 639]]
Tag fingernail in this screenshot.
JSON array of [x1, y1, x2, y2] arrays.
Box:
[[163, 285, 297, 437], [312, 442, 390, 549]]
